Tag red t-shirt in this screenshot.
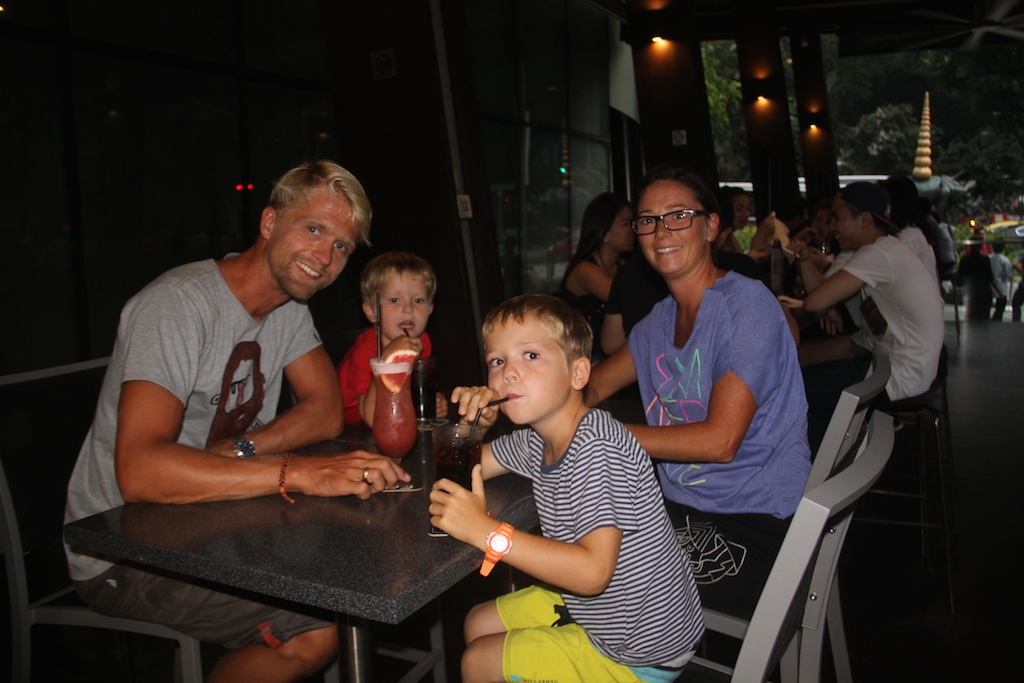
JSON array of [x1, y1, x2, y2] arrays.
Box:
[[336, 327, 433, 426]]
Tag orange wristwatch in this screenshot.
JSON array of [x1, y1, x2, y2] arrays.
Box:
[[480, 522, 514, 576]]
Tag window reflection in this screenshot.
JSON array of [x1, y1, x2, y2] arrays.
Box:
[[0, 40, 76, 371], [470, 0, 616, 299]]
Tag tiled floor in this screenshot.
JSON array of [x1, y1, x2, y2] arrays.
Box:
[[3, 315, 1020, 682]]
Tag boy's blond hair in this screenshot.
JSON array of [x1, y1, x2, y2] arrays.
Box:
[[482, 294, 592, 366], [359, 251, 437, 303]]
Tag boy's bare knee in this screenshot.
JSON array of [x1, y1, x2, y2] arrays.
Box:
[[464, 602, 486, 644], [464, 600, 502, 645], [461, 642, 483, 683], [278, 625, 337, 674], [461, 636, 503, 683]]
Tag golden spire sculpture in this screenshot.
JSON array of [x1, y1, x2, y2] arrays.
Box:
[[912, 92, 932, 181]]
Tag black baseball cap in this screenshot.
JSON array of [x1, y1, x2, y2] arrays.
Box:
[[838, 182, 900, 233]]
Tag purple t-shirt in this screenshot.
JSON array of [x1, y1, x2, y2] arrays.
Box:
[[629, 271, 810, 519]]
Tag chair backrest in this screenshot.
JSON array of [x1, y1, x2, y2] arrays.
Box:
[[805, 352, 891, 494], [0, 358, 110, 605], [730, 411, 895, 682]]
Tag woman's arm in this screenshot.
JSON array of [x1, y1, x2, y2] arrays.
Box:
[[599, 312, 626, 357], [584, 343, 637, 406], [624, 371, 757, 463]]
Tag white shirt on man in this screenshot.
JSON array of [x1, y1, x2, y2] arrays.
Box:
[[841, 235, 945, 400]]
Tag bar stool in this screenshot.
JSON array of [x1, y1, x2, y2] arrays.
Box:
[[859, 373, 956, 614]]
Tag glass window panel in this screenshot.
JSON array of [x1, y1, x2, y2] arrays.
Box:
[[0, 0, 59, 27], [72, 53, 242, 356], [567, 135, 612, 254], [243, 83, 351, 348], [518, 0, 567, 128], [481, 121, 523, 297], [0, 39, 77, 372], [567, 0, 609, 137], [244, 0, 330, 82], [464, 0, 517, 119], [524, 128, 570, 294], [244, 83, 338, 231], [704, 40, 750, 183], [68, 0, 236, 64]]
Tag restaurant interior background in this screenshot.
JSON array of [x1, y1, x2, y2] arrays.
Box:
[[2, 0, 1022, 386], [3, 0, 636, 384]]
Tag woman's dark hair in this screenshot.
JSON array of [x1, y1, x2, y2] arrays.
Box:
[[713, 187, 735, 230], [635, 163, 720, 218], [879, 176, 919, 229], [559, 192, 630, 290], [882, 175, 944, 251]]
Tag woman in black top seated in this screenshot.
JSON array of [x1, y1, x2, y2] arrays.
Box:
[[557, 192, 633, 357]]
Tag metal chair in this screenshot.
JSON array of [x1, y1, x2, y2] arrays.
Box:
[[699, 353, 890, 683], [1, 358, 203, 683], [681, 412, 896, 683]]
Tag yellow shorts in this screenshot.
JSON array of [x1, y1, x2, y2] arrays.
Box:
[[495, 586, 683, 683]]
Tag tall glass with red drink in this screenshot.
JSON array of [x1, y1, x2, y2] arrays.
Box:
[[369, 358, 417, 458]]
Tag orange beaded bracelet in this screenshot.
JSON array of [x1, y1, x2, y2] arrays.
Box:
[[279, 452, 295, 504]]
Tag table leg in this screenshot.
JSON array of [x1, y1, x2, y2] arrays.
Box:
[[337, 614, 374, 683]]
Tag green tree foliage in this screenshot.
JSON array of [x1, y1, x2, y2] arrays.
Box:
[[702, 41, 748, 181], [825, 41, 1024, 209], [701, 34, 1024, 211], [840, 103, 919, 174]]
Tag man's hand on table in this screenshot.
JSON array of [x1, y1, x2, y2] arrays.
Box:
[[289, 451, 411, 499]]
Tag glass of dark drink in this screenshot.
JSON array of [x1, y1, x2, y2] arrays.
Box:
[[429, 421, 483, 536], [432, 421, 483, 488], [411, 357, 437, 423]]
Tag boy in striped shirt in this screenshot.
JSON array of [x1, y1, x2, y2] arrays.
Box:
[[429, 294, 703, 683]]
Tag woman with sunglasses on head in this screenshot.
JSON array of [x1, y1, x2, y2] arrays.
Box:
[[586, 163, 811, 619]]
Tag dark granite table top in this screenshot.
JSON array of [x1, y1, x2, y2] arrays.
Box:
[[63, 426, 536, 625]]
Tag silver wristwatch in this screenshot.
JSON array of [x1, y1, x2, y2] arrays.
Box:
[[233, 437, 256, 459]]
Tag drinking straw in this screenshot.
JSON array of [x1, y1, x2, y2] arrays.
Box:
[[375, 292, 382, 358], [469, 397, 510, 437]]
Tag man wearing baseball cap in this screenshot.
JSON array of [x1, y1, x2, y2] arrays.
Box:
[[801, 181, 945, 402]]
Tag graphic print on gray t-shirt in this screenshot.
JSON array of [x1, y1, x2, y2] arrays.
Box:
[[207, 340, 265, 446]]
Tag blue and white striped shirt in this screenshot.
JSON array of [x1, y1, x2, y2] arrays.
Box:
[[491, 408, 704, 666]]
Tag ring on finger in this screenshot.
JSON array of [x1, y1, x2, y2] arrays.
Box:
[[362, 467, 371, 485]]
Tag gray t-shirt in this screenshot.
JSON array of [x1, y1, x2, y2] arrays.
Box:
[[64, 258, 321, 580]]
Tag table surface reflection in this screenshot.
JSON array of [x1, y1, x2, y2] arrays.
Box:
[[63, 425, 536, 625]]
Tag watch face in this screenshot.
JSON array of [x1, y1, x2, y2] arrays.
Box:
[[490, 534, 510, 553], [234, 438, 256, 458]]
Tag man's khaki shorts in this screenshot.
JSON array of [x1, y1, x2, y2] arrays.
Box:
[[75, 563, 332, 649]]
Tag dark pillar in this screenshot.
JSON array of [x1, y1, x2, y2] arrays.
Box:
[[321, 0, 502, 388], [627, 1, 718, 186], [734, 1, 799, 220], [790, 25, 839, 203]]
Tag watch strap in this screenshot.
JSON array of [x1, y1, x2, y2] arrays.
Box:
[[480, 522, 514, 577]]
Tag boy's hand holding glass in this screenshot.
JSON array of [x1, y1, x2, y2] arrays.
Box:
[[428, 463, 493, 546], [450, 385, 502, 432]]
